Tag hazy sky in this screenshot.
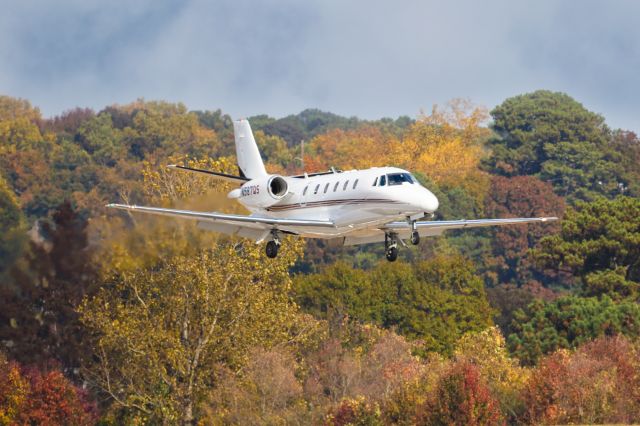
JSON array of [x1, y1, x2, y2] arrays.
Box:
[[1, 0, 638, 131]]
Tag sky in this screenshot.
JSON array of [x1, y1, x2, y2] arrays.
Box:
[[1, 0, 639, 131]]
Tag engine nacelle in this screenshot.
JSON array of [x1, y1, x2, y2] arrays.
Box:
[[235, 175, 290, 208]]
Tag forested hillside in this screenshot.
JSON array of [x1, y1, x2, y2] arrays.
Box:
[[1, 91, 640, 424]]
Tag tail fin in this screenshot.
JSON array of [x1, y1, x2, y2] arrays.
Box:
[[233, 119, 267, 179]]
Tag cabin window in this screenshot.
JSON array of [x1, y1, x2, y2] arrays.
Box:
[[333, 181, 340, 192], [353, 179, 359, 189], [387, 173, 414, 186], [373, 177, 378, 186], [324, 183, 330, 193], [343, 180, 349, 191], [303, 185, 309, 196], [380, 175, 386, 186], [314, 184, 320, 194]]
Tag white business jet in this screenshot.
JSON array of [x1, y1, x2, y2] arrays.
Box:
[[108, 119, 557, 261]]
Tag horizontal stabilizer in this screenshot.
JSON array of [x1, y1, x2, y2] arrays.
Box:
[[167, 164, 249, 184]]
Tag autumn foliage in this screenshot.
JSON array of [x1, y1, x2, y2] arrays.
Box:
[[1, 91, 640, 423], [0, 353, 96, 425]]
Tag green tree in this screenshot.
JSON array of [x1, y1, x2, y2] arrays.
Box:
[[254, 130, 294, 171], [534, 196, 640, 298], [75, 113, 124, 166], [610, 129, 640, 197], [0, 174, 25, 274], [485, 90, 625, 202], [507, 295, 640, 365], [294, 256, 494, 355]]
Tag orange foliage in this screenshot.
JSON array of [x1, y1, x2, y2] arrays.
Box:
[[0, 353, 96, 425], [306, 100, 490, 195]]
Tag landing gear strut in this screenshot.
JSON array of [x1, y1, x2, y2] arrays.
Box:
[[385, 233, 399, 262], [265, 230, 281, 258], [408, 218, 420, 245]]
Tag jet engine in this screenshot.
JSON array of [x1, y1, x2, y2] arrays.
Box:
[[231, 175, 291, 208]]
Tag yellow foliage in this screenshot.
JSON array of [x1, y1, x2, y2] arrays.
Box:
[[305, 100, 490, 197], [80, 241, 306, 423], [0, 353, 29, 425], [454, 326, 530, 418]]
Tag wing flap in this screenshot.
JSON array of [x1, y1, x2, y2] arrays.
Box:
[[385, 217, 558, 234], [106, 204, 335, 228]]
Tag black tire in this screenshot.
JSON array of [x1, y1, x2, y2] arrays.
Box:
[[386, 246, 398, 262], [266, 241, 279, 258], [410, 231, 420, 245]]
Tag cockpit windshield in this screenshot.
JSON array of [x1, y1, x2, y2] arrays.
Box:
[[387, 173, 414, 185]]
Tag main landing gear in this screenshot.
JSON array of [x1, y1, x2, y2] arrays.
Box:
[[409, 220, 420, 245], [385, 233, 399, 262], [265, 230, 281, 258]]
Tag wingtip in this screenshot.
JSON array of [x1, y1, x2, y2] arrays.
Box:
[[106, 203, 134, 210]]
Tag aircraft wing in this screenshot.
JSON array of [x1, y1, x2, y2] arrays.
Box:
[[385, 217, 558, 236], [106, 204, 335, 240]]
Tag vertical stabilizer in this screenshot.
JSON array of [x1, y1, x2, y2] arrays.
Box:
[[233, 119, 267, 179]]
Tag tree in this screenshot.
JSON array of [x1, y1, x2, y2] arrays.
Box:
[[44, 107, 95, 135], [0, 352, 96, 425], [202, 347, 307, 425], [80, 242, 306, 424], [0, 352, 28, 424], [522, 336, 640, 424], [483, 175, 565, 287], [484, 90, 626, 202], [507, 295, 640, 365], [326, 396, 383, 426], [75, 112, 124, 166], [0, 202, 97, 372], [0, 96, 45, 150], [0, 174, 25, 275], [454, 327, 529, 421], [253, 130, 294, 172], [420, 361, 504, 426], [610, 130, 640, 197], [304, 101, 491, 200], [534, 196, 640, 299], [294, 256, 494, 355]]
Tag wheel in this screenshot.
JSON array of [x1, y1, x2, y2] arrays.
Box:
[[386, 246, 398, 262], [265, 240, 279, 258], [410, 230, 420, 245]]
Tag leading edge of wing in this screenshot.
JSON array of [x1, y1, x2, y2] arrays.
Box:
[[106, 204, 335, 228], [385, 216, 559, 231]]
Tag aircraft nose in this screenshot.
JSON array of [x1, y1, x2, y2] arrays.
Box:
[[422, 189, 439, 213]]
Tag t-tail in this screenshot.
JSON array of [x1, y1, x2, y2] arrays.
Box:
[[233, 119, 267, 179]]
